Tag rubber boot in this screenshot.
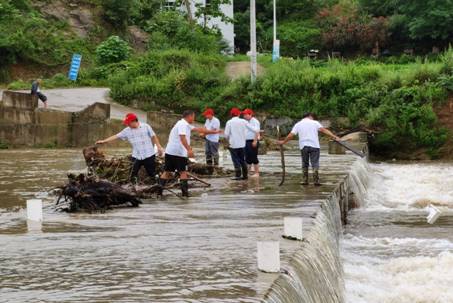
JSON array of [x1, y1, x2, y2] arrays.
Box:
[[180, 179, 189, 197], [241, 164, 248, 180], [231, 168, 242, 180], [313, 169, 321, 186], [206, 156, 213, 166], [157, 178, 167, 197], [300, 168, 309, 185], [213, 156, 219, 167]]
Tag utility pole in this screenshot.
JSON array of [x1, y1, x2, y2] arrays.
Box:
[[271, 0, 279, 62], [250, 0, 257, 83], [273, 0, 277, 42]]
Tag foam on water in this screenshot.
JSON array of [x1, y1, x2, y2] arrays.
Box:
[[361, 163, 453, 210], [343, 162, 453, 303]]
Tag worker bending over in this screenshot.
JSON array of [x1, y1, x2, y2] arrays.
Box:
[[96, 113, 164, 183]]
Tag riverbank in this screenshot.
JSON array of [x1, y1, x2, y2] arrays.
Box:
[[0, 143, 366, 302]]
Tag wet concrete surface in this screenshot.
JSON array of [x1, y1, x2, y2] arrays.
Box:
[[0, 145, 360, 302]]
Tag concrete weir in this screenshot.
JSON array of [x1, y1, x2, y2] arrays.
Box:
[[257, 147, 369, 303]]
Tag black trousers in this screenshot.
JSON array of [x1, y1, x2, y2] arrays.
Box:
[[36, 92, 47, 102], [245, 140, 259, 164], [301, 146, 320, 169], [131, 155, 156, 182], [229, 147, 246, 169]]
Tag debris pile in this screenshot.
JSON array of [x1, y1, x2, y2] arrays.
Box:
[[83, 146, 232, 184], [56, 174, 142, 212]]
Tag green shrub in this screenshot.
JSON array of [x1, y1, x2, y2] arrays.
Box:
[[95, 36, 131, 65], [109, 49, 228, 112]]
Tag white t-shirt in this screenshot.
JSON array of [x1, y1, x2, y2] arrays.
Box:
[[165, 119, 194, 157], [204, 117, 220, 143], [117, 122, 156, 160], [291, 118, 323, 149], [245, 117, 260, 140], [224, 117, 247, 149]]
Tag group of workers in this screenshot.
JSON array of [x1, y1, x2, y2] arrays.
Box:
[[96, 107, 340, 197]]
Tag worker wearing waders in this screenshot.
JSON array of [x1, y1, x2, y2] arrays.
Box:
[[202, 108, 221, 166], [158, 110, 222, 197], [224, 107, 248, 180], [278, 112, 340, 186], [31, 79, 48, 108], [96, 113, 165, 183], [242, 108, 261, 177]]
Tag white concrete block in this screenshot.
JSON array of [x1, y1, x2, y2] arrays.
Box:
[[257, 241, 280, 273], [427, 204, 442, 224], [27, 219, 42, 232], [26, 199, 43, 222], [283, 217, 304, 240]]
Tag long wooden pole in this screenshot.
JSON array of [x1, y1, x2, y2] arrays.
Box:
[[277, 126, 286, 186]]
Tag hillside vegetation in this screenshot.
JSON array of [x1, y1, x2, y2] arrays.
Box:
[[2, 0, 453, 159]]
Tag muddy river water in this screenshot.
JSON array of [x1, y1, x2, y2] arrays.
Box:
[[1, 147, 452, 302], [0, 147, 357, 302]]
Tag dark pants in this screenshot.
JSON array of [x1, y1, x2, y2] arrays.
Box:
[[245, 140, 259, 165], [205, 140, 219, 165], [35, 92, 47, 103], [229, 147, 246, 169], [301, 146, 320, 169], [131, 155, 156, 182]]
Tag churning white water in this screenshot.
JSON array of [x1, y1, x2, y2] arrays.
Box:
[[343, 162, 453, 303]]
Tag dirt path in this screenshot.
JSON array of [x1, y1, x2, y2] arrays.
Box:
[[225, 61, 265, 80]]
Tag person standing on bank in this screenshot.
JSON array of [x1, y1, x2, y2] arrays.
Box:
[[159, 110, 222, 197], [242, 108, 261, 177], [31, 79, 48, 108], [202, 108, 221, 166], [278, 112, 340, 186], [224, 107, 248, 180], [96, 113, 164, 183]]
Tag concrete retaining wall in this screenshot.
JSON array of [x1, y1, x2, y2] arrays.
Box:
[[0, 91, 189, 148], [0, 91, 127, 148]]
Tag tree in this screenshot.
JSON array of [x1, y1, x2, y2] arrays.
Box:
[[195, 0, 233, 28], [398, 0, 453, 41], [101, 0, 133, 28], [317, 2, 389, 53]]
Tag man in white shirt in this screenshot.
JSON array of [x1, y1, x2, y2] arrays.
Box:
[[278, 112, 340, 186], [202, 108, 221, 166], [224, 107, 248, 180], [242, 108, 261, 177], [96, 113, 164, 183], [159, 110, 222, 197]]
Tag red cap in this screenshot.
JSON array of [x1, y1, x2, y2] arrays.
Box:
[[230, 107, 241, 117], [202, 108, 214, 117], [123, 113, 138, 126], [242, 108, 254, 116]]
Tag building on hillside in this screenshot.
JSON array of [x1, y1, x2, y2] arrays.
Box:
[[164, 0, 234, 53]]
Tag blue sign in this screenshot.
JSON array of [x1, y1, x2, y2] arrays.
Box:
[[272, 40, 280, 62], [68, 54, 82, 81]]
